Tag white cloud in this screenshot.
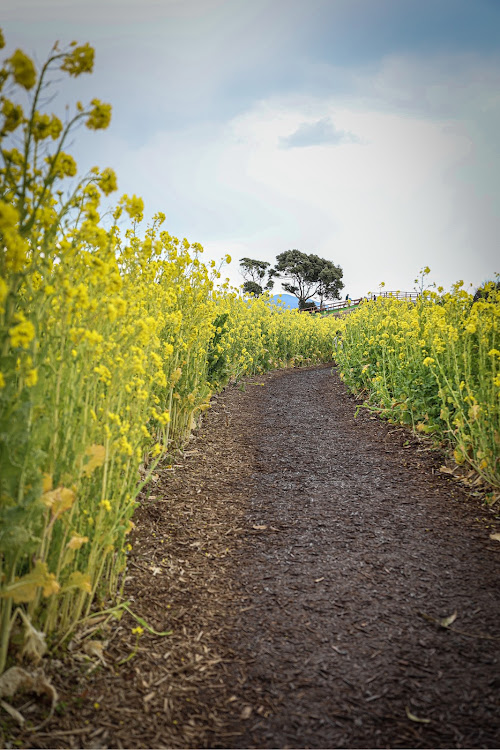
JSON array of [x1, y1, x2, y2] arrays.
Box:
[[72, 79, 496, 297]]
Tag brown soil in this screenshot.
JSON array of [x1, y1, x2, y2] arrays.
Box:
[[4, 365, 500, 749]]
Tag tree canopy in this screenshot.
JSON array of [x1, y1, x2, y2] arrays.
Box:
[[239, 257, 274, 296], [272, 250, 344, 309]]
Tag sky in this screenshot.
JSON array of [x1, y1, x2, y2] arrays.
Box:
[[2, 0, 500, 298]]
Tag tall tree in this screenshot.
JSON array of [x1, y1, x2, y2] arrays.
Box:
[[239, 257, 274, 296], [272, 250, 343, 309]]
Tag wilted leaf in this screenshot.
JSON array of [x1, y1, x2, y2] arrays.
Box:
[[439, 611, 457, 628], [67, 532, 89, 550], [468, 404, 481, 421], [490, 533, 500, 542], [63, 571, 92, 593], [83, 640, 108, 666], [0, 561, 60, 603], [41, 486, 76, 519], [21, 620, 47, 664], [42, 573, 60, 597], [252, 525, 267, 530], [439, 465, 454, 475], [240, 705, 252, 719], [406, 706, 431, 724], [82, 444, 106, 477], [42, 473, 52, 492]]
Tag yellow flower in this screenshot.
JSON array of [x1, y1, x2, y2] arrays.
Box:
[[8, 49, 36, 89], [0, 277, 7, 310], [122, 194, 144, 221], [423, 357, 435, 367], [25, 368, 38, 387], [159, 410, 170, 425], [86, 99, 112, 130], [131, 626, 144, 635], [116, 436, 133, 456], [48, 151, 77, 178], [151, 443, 163, 457], [94, 364, 112, 384], [0, 372, 5, 388], [32, 111, 62, 141], [98, 167, 118, 195], [0, 201, 19, 230], [1, 99, 23, 134], [100, 499, 112, 512], [9, 314, 35, 349], [61, 43, 94, 76]]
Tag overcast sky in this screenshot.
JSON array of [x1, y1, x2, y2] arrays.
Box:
[[3, 0, 499, 297]]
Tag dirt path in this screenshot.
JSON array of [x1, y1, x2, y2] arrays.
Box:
[[10, 365, 500, 749]]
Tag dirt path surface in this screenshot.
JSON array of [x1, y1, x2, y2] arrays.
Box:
[[9, 365, 500, 749]]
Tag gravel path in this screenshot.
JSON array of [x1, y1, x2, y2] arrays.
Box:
[[218, 365, 500, 748]]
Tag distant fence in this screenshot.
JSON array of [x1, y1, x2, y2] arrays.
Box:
[[303, 291, 420, 315]]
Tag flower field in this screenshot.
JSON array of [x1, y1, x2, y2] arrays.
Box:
[[0, 33, 341, 671], [334, 282, 500, 490], [0, 31, 498, 677]]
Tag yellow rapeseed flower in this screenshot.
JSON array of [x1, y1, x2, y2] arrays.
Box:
[[60, 43, 94, 76], [25, 368, 38, 387], [98, 167, 118, 195], [122, 194, 144, 221], [1, 99, 23, 134], [8, 49, 36, 89], [151, 443, 163, 457], [86, 99, 112, 130], [0, 201, 19, 229], [9, 314, 35, 348]]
